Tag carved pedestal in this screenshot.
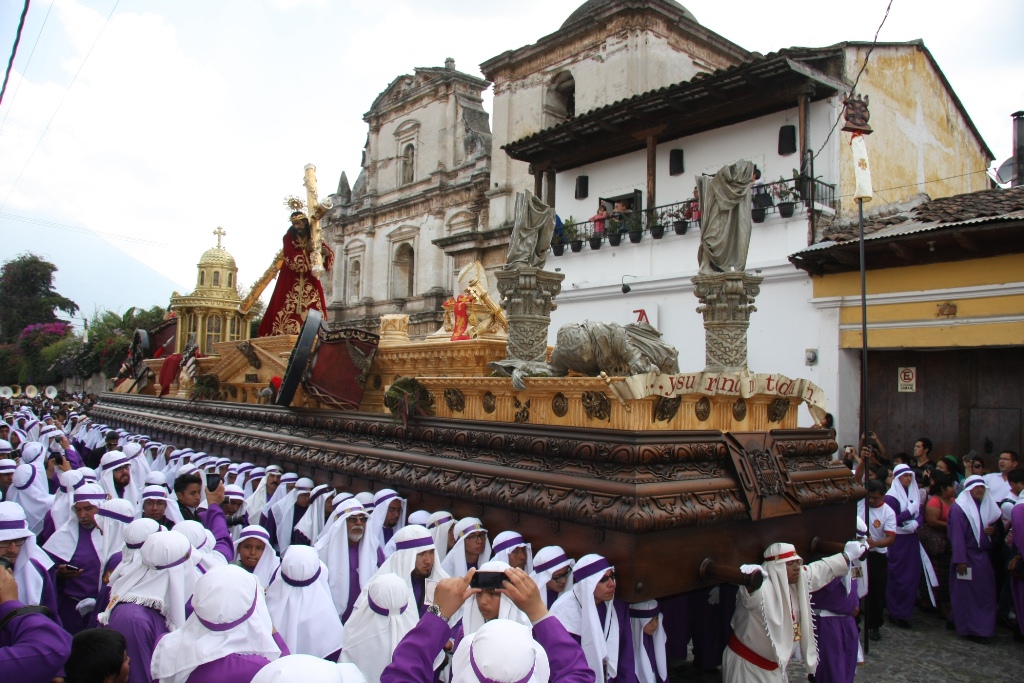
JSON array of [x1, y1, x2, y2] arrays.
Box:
[[692, 272, 763, 372], [379, 314, 411, 346], [495, 266, 564, 362]]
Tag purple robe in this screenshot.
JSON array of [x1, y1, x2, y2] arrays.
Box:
[[659, 592, 691, 663], [948, 501, 996, 637], [89, 552, 122, 629], [884, 494, 923, 620], [0, 599, 73, 683], [640, 631, 667, 683], [38, 513, 57, 547], [261, 504, 307, 552], [412, 575, 426, 616], [688, 585, 735, 670], [199, 504, 234, 563], [811, 577, 859, 683], [64, 447, 84, 469], [24, 559, 60, 625], [381, 611, 592, 683], [108, 602, 168, 683], [545, 586, 562, 609], [342, 543, 361, 622], [48, 529, 101, 634], [184, 632, 289, 683], [575, 600, 636, 683]]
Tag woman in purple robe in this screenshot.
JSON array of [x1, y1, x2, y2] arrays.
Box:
[[529, 546, 575, 609], [947, 475, 1000, 641]]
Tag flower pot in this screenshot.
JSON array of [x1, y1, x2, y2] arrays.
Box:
[[628, 231, 643, 244], [551, 243, 565, 256], [778, 202, 795, 218], [673, 220, 688, 235], [608, 233, 622, 247], [569, 240, 583, 253], [589, 236, 603, 250], [650, 224, 665, 239], [751, 208, 767, 223]]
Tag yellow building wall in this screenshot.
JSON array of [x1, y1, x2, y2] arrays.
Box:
[[811, 253, 1024, 349], [837, 44, 991, 218]]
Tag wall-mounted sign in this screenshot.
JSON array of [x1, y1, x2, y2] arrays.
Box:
[[898, 367, 916, 393]]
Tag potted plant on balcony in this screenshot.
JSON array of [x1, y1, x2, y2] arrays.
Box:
[[646, 210, 665, 239], [772, 177, 799, 218], [551, 227, 566, 256], [626, 212, 644, 244], [588, 228, 603, 250], [607, 219, 623, 246], [666, 206, 688, 235], [563, 217, 583, 253]]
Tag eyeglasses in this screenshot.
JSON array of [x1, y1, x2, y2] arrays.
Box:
[[972, 463, 984, 468], [598, 571, 617, 584], [551, 570, 572, 583], [0, 538, 26, 549]]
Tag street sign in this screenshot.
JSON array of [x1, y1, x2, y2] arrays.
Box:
[[898, 367, 916, 393]]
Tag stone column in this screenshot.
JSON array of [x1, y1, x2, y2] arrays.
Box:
[[379, 314, 411, 346], [691, 271, 763, 372], [495, 267, 564, 363]]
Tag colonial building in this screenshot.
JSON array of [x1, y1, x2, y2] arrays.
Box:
[[169, 230, 251, 355], [323, 59, 494, 339]]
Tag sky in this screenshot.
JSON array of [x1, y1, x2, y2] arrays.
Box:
[[1, 0, 1021, 329]]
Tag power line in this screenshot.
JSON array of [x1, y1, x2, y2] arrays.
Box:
[[0, 0, 120, 213], [833, 168, 989, 200], [814, 0, 895, 160], [0, 0, 56, 134], [0, 0, 31, 106], [0, 211, 169, 247]]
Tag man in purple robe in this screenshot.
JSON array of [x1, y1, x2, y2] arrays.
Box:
[[42, 483, 107, 634], [0, 563, 73, 683], [1011, 498, 1024, 643], [810, 572, 860, 683], [0, 502, 59, 622], [382, 567, 592, 683], [318, 499, 374, 620], [948, 475, 1000, 642], [260, 478, 313, 554], [884, 464, 924, 629]]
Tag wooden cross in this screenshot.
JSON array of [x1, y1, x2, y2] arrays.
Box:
[[213, 226, 226, 247]]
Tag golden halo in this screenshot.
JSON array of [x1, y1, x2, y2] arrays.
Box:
[[283, 195, 306, 212]]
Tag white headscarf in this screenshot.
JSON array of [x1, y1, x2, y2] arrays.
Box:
[[221, 484, 248, 542], [426, 511, 456, 565], [100, 530, 198, 631], [8, 444, 52, 534], [145, 471, 169, 491], [339, 573, 420, 683], [252, 655, 367, 683], [368, 524, 448, 611], [106, 518, 162, 588], [354, 491, 375, 513], [233, 525, 281, 589], [530, 545, 575, 596], [318, 499, 375, 617], [0, 501, 53, 607], [139, 484, 184, 525], [174, 520, 226, 573], [408, 510, 431, 526], [629, 601, 667, 683], [52, 470, 87, 531], [550, 553, 619, 681], [458, 560, 530, 638], [490, 532, 533, 572], [265, 471, 298, 511], [243, 467, 264, 499], [954, 475, 1001, 546], [367, 489, 406, 561], [122, 442, 151, 484], [150, 565, 281, 683], [756, 542, 818, 672], [267, 477, 313, 553], [452, 619, 550, 683], [95, 498, 137, 588], [887, 463, 921, 526], [99, 450, 139, 505], [315, 492, 355, 547], [245, 465, 281, 521], [42, 483, 106, 563], [265, 545, 344, 659], [293, 484, 332, 544], [441, 518, 491, 577]]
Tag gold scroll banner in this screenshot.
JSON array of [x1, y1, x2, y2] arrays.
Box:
[[622, 369, 828, 422]]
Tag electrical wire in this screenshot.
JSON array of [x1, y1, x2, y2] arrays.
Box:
[[833, 168, 990, 200], [813, 0, 895, 161], [0, 0, 55, 134], [0, 211, 169, 247], [0, 0, 120, 212], [0, 0, 32, 106]]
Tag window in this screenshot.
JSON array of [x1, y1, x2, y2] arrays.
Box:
[[213, 271, 220, 287], [228, 316, 240, 341], [227, 272, 233, 288], [200, 270, 206, 286], [391, 243, 415, 299], [401, 144, 415, 185], [348, 259, 361, 303], [205, 314, 222, 353]]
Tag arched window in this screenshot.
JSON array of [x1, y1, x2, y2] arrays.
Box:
[[228, 316, 240, 341], [349, 259, 361, 303], [205, 314, 222, 353], [391, 244, 415, 299], [213, 271, 220, 287], [401, 144, 415, 185], [200, 270, 206, 286], [227, 272, 233, 287]]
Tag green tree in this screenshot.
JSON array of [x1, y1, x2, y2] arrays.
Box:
[[0, 253, 79, 344], [78, 306, 168, 377]]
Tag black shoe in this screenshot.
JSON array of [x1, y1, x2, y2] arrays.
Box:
[[891, 618, 912, 629], [868, 628, 881, 641], [966, 635, 991, 645]]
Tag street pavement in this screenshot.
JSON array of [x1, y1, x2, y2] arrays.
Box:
[[669, 608, 1024, 681]]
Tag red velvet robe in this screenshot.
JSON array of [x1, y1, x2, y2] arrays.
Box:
[[257, 228, 334, 337]]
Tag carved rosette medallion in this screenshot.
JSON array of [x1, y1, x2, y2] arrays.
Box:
[[514, 397, 531, 423], [695, 397, 711, 421], [653, 396, 682, 423], [768, 398, 790, 423], [582, 391, 611, 421], [495, 266, 564, 363], [444, 388, 465, 413], [732, 398, 747, 421], [482, 392, 496, 413], [691, 272, 764, 371], [551, 393, 568, 417]]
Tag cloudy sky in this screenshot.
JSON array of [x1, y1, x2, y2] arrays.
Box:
[[1, 0, 1021, 327]]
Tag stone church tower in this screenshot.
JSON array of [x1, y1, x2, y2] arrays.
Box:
[[323, 59, 493, 339]]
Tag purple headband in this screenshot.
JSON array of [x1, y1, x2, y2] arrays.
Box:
[[629, 607, 660, 619], [396, 535, 434, 551], [0, 519, 28, 530], [282, 566, 322, 588], [104, 456, 131, 470], [14, 467, 36, 490], [310, 487, 330, 502], [427, 515, 452, 529], [240, 529, 270, 544], [375, 491, 399, 506], [143, 491, 168, 500], [97, 508, 134, 524], [196, 590, 258, 632], [368, 593, 408, 618], [154, 549, 192, 570], [573, 557, 612, 582], [64, 478, 87, 493], [470, 642, 535, 683], [533, 553, 569, 574], [492, 534, 526, 555], [74, 492, 107, 503], [126, 541, 146, 550]]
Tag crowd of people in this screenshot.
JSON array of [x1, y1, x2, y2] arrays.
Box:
[[0, 397, 1019, 683]]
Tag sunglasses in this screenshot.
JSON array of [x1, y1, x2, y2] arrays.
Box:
[[599, 571, 617, 584], [551, 570, 572, 583], [972, 463, 984, 468]]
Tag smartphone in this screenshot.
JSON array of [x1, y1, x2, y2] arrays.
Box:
[[51, 453, 65, 466], [206, 474, 221, 492], [0, 557, 13, 572], [469, 571, 507, 590], [65, 564, 81, 572]]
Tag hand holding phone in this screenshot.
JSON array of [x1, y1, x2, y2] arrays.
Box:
[[469, 571, 507, 590]]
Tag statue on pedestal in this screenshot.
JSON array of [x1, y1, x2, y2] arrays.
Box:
[[696, 160, 755, 275]]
